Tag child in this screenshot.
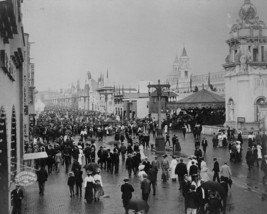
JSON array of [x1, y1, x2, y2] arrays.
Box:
[[67, 172, 75, 197], [94, 179, 103, 201]]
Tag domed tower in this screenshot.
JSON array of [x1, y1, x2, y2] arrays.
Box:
[[224, 0, 267, 129], [178, 47, 191, 92]]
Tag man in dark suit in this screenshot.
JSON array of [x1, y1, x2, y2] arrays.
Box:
[[36, 166, 48, 196], [201, 137, 208, 155], [121, 178, 134, 214], [175, 158, 188, 190], [212, 157, 220, 182], [83, 143, 91, 164], [143, 157, 151, 174], [97, 146, 105, 169], [11, 184, 24, 214]]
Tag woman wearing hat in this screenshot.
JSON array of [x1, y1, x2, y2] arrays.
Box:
[[84, 171, 95, 203]]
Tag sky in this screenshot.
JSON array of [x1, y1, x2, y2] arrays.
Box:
[[22, 0, 267, 91]]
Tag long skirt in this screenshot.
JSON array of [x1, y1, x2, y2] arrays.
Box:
[[85, 182, 94, 203]]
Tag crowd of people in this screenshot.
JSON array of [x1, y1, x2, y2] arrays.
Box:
[[12, 105, 267, 214]]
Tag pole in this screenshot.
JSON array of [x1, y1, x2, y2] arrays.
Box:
[[158, 94, 161, 130]]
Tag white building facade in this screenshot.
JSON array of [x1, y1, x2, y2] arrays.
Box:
[[224, 0, 267, 130]]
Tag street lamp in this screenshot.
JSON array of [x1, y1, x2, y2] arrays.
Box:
[[148, 80, 170, 131]]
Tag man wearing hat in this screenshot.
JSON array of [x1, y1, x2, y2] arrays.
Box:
[[175, 158, 188, 190], [121, 178, 134, 214], [126, 154, 135, 177], [11, 183, 24, 214], [261, 155, 267, 184]]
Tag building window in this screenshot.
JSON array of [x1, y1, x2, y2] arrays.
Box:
[[253, 48, 259, 62], [184, 71, 188, 78], [261, 46, 265, 62]]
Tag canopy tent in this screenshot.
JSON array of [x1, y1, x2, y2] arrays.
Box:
[[103, 118, 120, 125], [24, 152, 48, 160], [174, 89, 225, 109]]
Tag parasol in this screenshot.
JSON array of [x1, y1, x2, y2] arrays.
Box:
[[128, 199, 149, 212], [87, 137, 96, 142]]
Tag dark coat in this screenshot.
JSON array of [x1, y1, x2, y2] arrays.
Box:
[[141, 178, 151, 194], [36, 168, 48, 183], [121, 183, 134, 201], [185, 191, 199, 209], [143, 161, 151, 174], [213, 161, 220, 172], [246, 150, 253, 164], [148, 167, 157, 183], [75, 170, 83, 184], [83, 147, 91, 158], [175, 162, 188, 177], [11, 188, 24, 206], [181, 179, 191, 197], [189, 164, 198, 177], [126, 157, 135, 170], [68, 176, 76, 186], [112, 153, 120, 164]]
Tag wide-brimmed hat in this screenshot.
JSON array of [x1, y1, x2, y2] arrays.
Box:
[[162, 154, 167, 158], [123, 178, 129, 182]]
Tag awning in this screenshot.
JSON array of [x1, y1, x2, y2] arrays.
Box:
[[24, 152, 48, 160]]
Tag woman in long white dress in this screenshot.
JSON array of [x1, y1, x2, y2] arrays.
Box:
[[200, 162, 210, 182], [139, 144, 146, 160], [257, 143, 262, 160], [170, 156, 178, 181], [78, 145, 84, 166]]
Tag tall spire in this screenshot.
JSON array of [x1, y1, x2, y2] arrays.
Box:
[[181, 47, 188, 57], [174, 52, 179, 64]]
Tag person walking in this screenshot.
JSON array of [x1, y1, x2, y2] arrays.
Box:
[[83, 143, 92, 165], [11, 184, 24, 214], [170, 156, 178, 181], [201, 137, 208, 155], [36, 166, 48, 196], [212, 158, 220, 183], [126, 154, 135, 177], [121, 178, 134, 214], [161, 154, 169, 182], [141, 174, 151, 202], [185, 185, 199, 214], [120, 142, 127, 162], [75, 167, 83, 197], [148, 165, 157, 195], [175, 158, 188, 190], [246, 147, 254, 171], [67, 172, 76, 197]]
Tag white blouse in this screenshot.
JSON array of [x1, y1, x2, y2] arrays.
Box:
[[84, 175, 95, 188]]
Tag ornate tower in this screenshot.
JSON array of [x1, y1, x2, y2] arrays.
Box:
[[224, 0, 267, 129], [178, 47, 191, 92]]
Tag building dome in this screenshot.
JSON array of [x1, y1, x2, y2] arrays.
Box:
[[239, 0, 257, 23]]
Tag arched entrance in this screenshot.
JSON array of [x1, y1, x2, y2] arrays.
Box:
[[255, 96, 267, 121]]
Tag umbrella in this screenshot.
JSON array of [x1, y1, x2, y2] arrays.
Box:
[[84, 163, 99, 172], [107, 141, 120, 145], [128, 199, 149, 212], [201, 181, 226, 198]]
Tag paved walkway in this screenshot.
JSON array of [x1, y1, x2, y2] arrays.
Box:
[[22, 131, 267, 214]]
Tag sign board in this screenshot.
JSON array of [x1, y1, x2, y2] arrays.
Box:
[[15, 171, 37, 186], [23, 152, 48, 160], [237, 117, 245, 123]]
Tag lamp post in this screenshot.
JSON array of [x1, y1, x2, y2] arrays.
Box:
[[148, 80, 170, 131]]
